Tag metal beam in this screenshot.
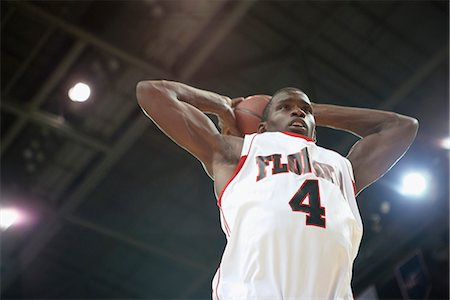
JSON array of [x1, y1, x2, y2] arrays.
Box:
[[1, 40, 87, 156], [65, 215, 209, 271], [306, 49, 382, 104], [154, 1, 227, 70], [196, 0, 347, 82], [62, 116, 149, 214], [179, 0, 257, 80], [3, 25, 57, 95], [41, 245, 143, 298], [311, 1, 412, 72], [336, 46, 448, 153], [202, 0, 406, 104], [15, 1, 172, 78], [352, 1, 429, 57], [1, 100, 110, 153], [2, 114, 151, 289], [378, 47, 448, 110], [197, 0, 384, 104]]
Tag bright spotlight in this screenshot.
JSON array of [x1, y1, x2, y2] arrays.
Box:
[[400, 172, 427, 197], [440, 137, 450, 150], [68, 82, 91, 102], [0, 208, 21, 230]]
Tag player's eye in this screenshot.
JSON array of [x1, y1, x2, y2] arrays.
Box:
[[301, 105, 312, 113]]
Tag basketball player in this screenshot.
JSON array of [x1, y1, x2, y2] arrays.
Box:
[[136, 80, 418, 299]]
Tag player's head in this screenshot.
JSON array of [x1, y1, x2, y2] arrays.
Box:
[[258, 87, 316, 138]]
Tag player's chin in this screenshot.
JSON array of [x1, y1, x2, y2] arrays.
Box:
[[287, 125, 308, 136]]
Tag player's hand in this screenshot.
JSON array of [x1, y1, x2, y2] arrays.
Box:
[[219, 97, 244, 136]]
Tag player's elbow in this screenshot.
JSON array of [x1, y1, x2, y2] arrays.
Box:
[[136, 80, 167, 108], [400, 115, 419, 138], [408, 116, 419, 133], [136, 80, 155, 101], [136, 80, 150, 104], [391, 114, 419, 145]]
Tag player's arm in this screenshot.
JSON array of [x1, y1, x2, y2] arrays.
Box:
[[313, 103, 418, 194], [136, 80, 240, 176]]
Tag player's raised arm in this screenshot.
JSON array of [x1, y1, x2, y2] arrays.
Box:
[[136, 80, 240, 176], [312, 103, 418, 195]]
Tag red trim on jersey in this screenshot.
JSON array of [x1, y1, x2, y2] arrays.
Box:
[[220, 207, 231, 237], [215, 267, 221, 300], [217, 155, 248, 208], [281, 131, 315, 142], [352, 180, 357, 197]]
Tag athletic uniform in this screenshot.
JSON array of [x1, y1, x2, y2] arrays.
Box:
[[212, 131, 363, 300]]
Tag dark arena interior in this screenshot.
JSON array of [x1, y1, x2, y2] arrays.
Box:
[[1, 1, 448, 299]]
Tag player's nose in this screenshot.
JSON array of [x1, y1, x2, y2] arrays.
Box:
[[291, 107, 305, 117]]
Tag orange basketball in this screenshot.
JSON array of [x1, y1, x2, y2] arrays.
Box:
[[235, 95, 271, 135]]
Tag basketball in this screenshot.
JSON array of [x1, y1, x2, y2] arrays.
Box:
[[235, 95, 271, 135]]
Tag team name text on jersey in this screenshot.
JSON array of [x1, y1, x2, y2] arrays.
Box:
[[256, 147, 344, 194]]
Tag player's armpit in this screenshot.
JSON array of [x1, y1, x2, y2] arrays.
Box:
[[347, 114, 418, 194], [136, 80, 234, 176]]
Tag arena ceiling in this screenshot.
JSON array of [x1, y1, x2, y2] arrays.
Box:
[[1, 1, 448, 299]]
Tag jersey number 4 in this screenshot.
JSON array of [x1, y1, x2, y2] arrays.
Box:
[[288, 179, 326, 228]]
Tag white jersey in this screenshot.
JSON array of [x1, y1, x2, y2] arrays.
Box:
[[212, 131, 363, 300]]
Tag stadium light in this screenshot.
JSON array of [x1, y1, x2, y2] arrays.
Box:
[[68, 82, 91, 102], [400, 172, 428, 197], [0, 208, 21, 230], [440, 137, 450, 150]]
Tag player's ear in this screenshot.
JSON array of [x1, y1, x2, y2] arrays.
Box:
[[257, 121, 267, 133]]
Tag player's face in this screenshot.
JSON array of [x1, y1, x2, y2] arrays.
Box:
[[263, 90, 315, 137]]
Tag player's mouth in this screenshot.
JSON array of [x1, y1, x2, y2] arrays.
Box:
[[288, 119, 307, 134], [289, 119, 307, 129]]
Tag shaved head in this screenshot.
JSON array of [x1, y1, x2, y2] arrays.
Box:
[[262, 87, 308, 121]]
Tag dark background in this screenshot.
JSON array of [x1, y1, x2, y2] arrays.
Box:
[[1, 1, 448, 299]]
